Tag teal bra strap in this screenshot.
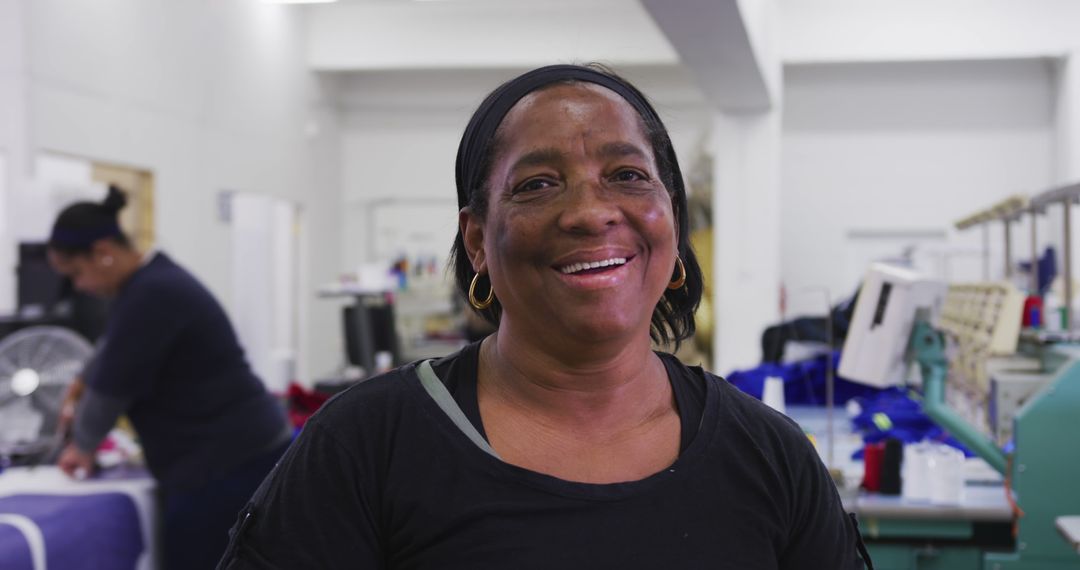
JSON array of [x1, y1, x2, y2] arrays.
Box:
[[416, 360, 501, 459]]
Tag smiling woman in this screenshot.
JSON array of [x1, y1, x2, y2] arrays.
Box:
[[219, 64, 873, 570]]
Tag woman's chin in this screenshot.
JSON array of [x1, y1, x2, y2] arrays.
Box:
[[551, 313, 647, 345]]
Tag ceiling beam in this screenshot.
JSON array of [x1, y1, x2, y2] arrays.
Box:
[[641, 0, 774, 112]]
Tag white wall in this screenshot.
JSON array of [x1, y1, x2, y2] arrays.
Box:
[[5, 0, 342, 382], [780, 59, 1056, 317], [0, 152, 9, 315], [780, 0, 1080, 64], [338, 101, 463, 270], [0, 0, 28, 315]]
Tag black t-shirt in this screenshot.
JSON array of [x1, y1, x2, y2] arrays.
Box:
[[220, 343, 869, 569], [86, 253, 288, 489]]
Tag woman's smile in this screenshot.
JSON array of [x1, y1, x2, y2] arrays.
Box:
[[556, 256, 629, 275], [553, 254, 634, 291], [551, 249, 638, 291]]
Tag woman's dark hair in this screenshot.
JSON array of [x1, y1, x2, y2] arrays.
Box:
[[48, 184, 131, 255], [449, 64, 704, 347]]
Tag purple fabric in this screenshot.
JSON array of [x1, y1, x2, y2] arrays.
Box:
[[0, 493, 142, 570], [0, 523, 34, 570]]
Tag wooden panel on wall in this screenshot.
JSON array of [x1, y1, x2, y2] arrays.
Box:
[[90, 162, 155, 252]]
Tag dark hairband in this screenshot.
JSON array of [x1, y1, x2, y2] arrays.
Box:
[[454, 64, 679, 210], [49, 222, 123, 249]]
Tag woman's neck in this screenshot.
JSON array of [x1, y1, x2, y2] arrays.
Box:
[[479, 321, 670, 430], [112, 248, 145, 290]]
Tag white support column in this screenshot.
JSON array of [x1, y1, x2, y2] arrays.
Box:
[[642, 0, 783, 372], [1051, 52, 1080, 307], [1062, 53, 1080, 181], [711, 108, 782, 373]]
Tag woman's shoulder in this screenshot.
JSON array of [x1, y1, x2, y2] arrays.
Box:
[[309, 345, 476, 439], [674, 359, 816, 460], [122, 252, 201, 300], [314, 363, 423, 422]]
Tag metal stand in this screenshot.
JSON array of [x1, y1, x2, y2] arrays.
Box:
[[1004, 219, 1013, 279], [1029, 182, 1080, 332], [955, 195, 1028, 283], [825, 293, 834, 471], [1030, 210, 1039, 294], [1066, 203, 1073, 331], [795, 286, 835, 470]]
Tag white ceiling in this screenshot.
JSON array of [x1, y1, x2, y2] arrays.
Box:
[[305, 0, 778, 111], [306, 0, 680, 71]]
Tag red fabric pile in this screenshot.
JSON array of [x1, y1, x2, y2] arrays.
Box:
[[285, 383, 331, 429]]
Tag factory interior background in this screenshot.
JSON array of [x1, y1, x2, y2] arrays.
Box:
[[4, 0, 1080, 568], [3, 0, 1078, 384]]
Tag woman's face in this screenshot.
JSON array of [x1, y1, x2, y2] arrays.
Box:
[[462, 83, 678, 344], [47, 245, 118, 298]]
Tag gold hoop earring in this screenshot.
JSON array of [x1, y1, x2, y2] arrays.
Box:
[[469, 273, 495, 310], [667, 257, 686, 290]]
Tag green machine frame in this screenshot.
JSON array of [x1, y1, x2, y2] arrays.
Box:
[[908, 320, 1080, 569]]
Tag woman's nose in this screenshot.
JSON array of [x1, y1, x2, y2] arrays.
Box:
[[556, 181, 623, 234]]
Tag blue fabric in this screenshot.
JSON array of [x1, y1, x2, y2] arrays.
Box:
[[726, 351, 883, 406], [0, 493, 142, 570], [1018, 246, 1057, 296], [847, 388, 975, 459], [727, 353, 976, 459]]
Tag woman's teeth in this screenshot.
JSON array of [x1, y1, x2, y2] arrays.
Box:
[[559, 257, 628, 275]]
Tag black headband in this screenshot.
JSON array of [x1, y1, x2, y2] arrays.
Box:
[[49, 221, 123, 249], [454, 64, 684, 212]]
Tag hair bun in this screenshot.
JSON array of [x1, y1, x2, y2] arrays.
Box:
[[103, 184, 128, 213]]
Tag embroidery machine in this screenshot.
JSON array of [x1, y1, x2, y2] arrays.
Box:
[[837, 185, 1080, 569]]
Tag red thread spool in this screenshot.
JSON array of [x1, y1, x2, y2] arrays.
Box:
[[862, 442, 885, 492]]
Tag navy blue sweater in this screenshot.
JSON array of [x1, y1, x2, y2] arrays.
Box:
[[84, 253, 288, 490]]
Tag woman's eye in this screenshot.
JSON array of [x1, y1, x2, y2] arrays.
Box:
[[515, 178, 554, 193], [612, 169, 647, 182]]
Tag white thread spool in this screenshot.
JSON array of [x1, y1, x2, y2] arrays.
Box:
[[903, 442, 932, 502], [762, 377, 787, 416]]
